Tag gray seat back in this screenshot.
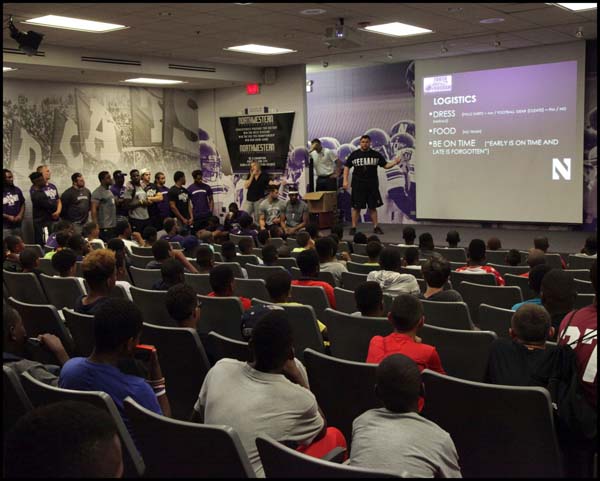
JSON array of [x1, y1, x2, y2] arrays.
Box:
[[129, 287, 174, 326], [197, 295, 244, 340], [341, 271, 368, 290], [3, 271, 48, 304], [129, 266, 162, 289], [290, 284, 330, 320], [246, 263, 287, 282], [457, 281, 522, 325], [63, 308, 95, 356], [206, 331, 250, 365], [3, 365, 33, 434], [333, 287, 357, 314], [184, 273, 212, 295], [421, 300, 474, 330], [39, 274, 86, 310], [477, 303, 513, 340], [234, 278, 270, 301]]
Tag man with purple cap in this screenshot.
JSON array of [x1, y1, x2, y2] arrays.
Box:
[[282, 185, 309, 235]]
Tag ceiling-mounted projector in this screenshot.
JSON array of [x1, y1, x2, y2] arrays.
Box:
[[323, 18, 362, 49]]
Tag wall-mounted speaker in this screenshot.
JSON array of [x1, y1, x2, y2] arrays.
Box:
[[263, 67, 277, 85]]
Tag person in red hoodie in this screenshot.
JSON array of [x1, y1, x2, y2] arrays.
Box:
[[207, 264, 252, 311], [366, 294, 445, 412]]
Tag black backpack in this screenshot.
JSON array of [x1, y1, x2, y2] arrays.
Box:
[[532, 310, 597, 441]]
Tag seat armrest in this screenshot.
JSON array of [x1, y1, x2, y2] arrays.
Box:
[[321, 446, 347, 464]]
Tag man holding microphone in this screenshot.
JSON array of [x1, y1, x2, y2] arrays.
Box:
[[309, 138, 341, 192]]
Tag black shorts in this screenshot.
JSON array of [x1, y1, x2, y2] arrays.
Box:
[[351, 182, 383, 210]]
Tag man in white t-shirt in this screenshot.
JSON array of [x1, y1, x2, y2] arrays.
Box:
[[192, 310, 347, 477], [310, 138, 340, 192]]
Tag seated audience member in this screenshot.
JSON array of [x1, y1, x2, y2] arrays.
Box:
[[262, 244, 279, 266], [350, 354, 461, 478], [398, 226, 416, 247], [534, 236, 566, 268], [239, 236, 262, 263], [278, 245, 292, 258], [19, 247, 42, 278], [486, 304, 557, 386], [578, 235, 597, 257], [419, 257, 463, 302], [487, 237, 502, 251], [224, 203, 248, 232], [558, 254, 598, 474], [45, 220, 75, 249], [165, 284, 200, 329], [238, 214, 259, 245], [152, 258, 185, 290], [75, 249, 116, 315], [291, 231, 313, 253], [192, 310, 346, 476], [59, 298, 171, 433], [208, 264, 251, 310], [331, 224, 344, 241], [328, 234, 351, 262], [156, 217, 172, 240], [3, 235, 25, 271], [51, 248, 86, 289], [417, 232, 440, 260], [195, 245, 215, 274], [367, 235, 380, 245], [541, 269, 577, 339], [145, 239, 197, 273], [115, 220, 143, 255], [265, 271, 329, 340], [43, 230, 71, 260], [3, 304, 70, 386], [66, 234, 90, 260], [365, 241, 383, 266], [182, 235, 200, 259], [203, 215, 229, 243], [505, 249, 522, 266], [269, 224, 285, 240], [366, 294, 445, 376], [83, 221, 105, 249], [257, 228, 271, 247], [446, 230, 460, 248], [4, 401, 124, 478], [316, 237, 347, 287], [158, 218, 185, 244], [512, 264, 553, 309], [367, 247, 420, 297], [292, 249, 336, 308], [106, 238, 134, 300], [353, 281, 385, 317], [352, 231, 368, 247], [221, 240, 248, 278], [142, 225, 158, 247], [402, 247, 421, 271], [306, 222, 319, 242], [519, 248, 547, 278], [455, 239, 505, 286]]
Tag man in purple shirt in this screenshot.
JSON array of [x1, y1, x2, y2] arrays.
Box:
[[3, 169, 26, 239], [110, 170, 129, 222], [188, 169, 214, 234], [145, 171, 170, 230], [29, 165, 61, 246]]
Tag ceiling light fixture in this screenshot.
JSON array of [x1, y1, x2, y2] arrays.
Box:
[[23, 15, 128, 33], [224, 44, 296, 55], [123, 78, 185, 85], [301, 9, 327, 15], [363, 21, 432, 37], [479, 17, 505, 24], [554, 3, 597, 11], [3, 66, 17, 72], [8, 16, 44, 55]]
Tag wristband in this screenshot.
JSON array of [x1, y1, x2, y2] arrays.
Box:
[[149, 377, 165, 386], [154, 389, 166, 397]]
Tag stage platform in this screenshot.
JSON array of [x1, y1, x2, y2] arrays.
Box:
[[334, 222, 592, 255]]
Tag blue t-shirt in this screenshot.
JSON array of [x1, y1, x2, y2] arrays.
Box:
[[511, 297, 542, 311], [59, 357, 161, 439], [187, 181, 213, 218]]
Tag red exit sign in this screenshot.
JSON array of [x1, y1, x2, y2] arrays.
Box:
[[246, 83, 260, 95]]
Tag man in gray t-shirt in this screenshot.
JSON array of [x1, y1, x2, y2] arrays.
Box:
[[192, 310, 346, 477], [282, 187, 309, 235], [258, 185, 286, 230], [350, 354, 462, 478], [91, 171, 117, 242], [124, 169, 150, 234]]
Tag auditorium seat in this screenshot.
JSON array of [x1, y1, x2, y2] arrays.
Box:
[[233, 278, 270, 301], [123, 396, 255, 478], [456, 282, 522, 325], [274, 257, 298, 270], [129, 267, 162, 290], [341, 271, 368, 291], [246, 263, 287, 282], [184, 273, 212, 295], [486, 263, 529, 276], [421, 300, 475, 330], [269, 237, 286, 248], [484, 250, 510, 265], [574, 279, 594, 294], [197, 295, 244, 340], [235, 254, 262, 268], [205, 331, 250, 365], [131, 245, 153, 256], [129, 287, 174, 327], [38, 257, 58, 276], [62, 308, 95, 357], [350, 253, 369, 263], [40, 274, 86, 310], [504, 274, 535, 301], [564, 269, 593, 281], [347, 261, 379, 274], [567, 255, 595, 270], [3, 271, 49, 305], [574, 293, 595, 309], [333, 287, 358, 314], [477, 303, 513, 339], [3, 365, 33, 435], [290, 284, 330, 319], [129, 253, 155, 269], [352, 243, 367, 255], [420, 370, 562, 478], [230, 233, 255, 246], [140, 322, 210, 421], [433, 247, 467, 263], [450, 271, 496, 288], [214, 261, 245, 278], [24, 244, 44, 257]]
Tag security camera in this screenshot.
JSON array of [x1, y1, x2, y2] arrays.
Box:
[[575, 27, 584, 38], [322, 60, 329, 68]]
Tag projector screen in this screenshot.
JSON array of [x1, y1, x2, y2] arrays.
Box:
[[415, 42, 586, 224]]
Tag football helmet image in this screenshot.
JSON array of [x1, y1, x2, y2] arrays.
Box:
[[390, 132, 416, 158], [350, 136, 362, 148], [405, 61, 415, 96], [390, 120, 416, 139], [199, 141, 221, 182], [285, 146, 309, 187], [364, 128, 391, 161], [319, 137, 341, 153], [337, 143, 357, 167]]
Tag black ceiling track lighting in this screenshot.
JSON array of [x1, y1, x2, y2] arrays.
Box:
[[8, 15, 44, 56]]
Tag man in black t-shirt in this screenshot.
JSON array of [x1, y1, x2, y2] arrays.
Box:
[[168, 171, 193, 234], [60, 173, 91, 233], [343, 135, 401, 235]]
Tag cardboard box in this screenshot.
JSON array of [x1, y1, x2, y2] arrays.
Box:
[[303, 191, 337, 213], [309, 212, 334, 229]]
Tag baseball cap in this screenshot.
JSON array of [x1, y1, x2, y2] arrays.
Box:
[[113, 170, 127, 178], [181, 235, 199, 252], [140, 168, 151, 176], [240, 304, 284, 341], [288, 185, 299, 195], [29, 171, 43, 182]]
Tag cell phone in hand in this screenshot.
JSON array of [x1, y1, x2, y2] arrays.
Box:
[[134, 344, 155, 363], [26, 337, 42, 347]]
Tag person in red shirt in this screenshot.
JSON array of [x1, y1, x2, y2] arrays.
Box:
[[291, 249, 336, 309], [455, 238, 505, 286], [518, 248, 547, 279], [207, 264, 251, 310], [366, 294, 445, 412]]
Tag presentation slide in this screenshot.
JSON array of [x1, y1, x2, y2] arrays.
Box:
[[415, 42, 585, 224]]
